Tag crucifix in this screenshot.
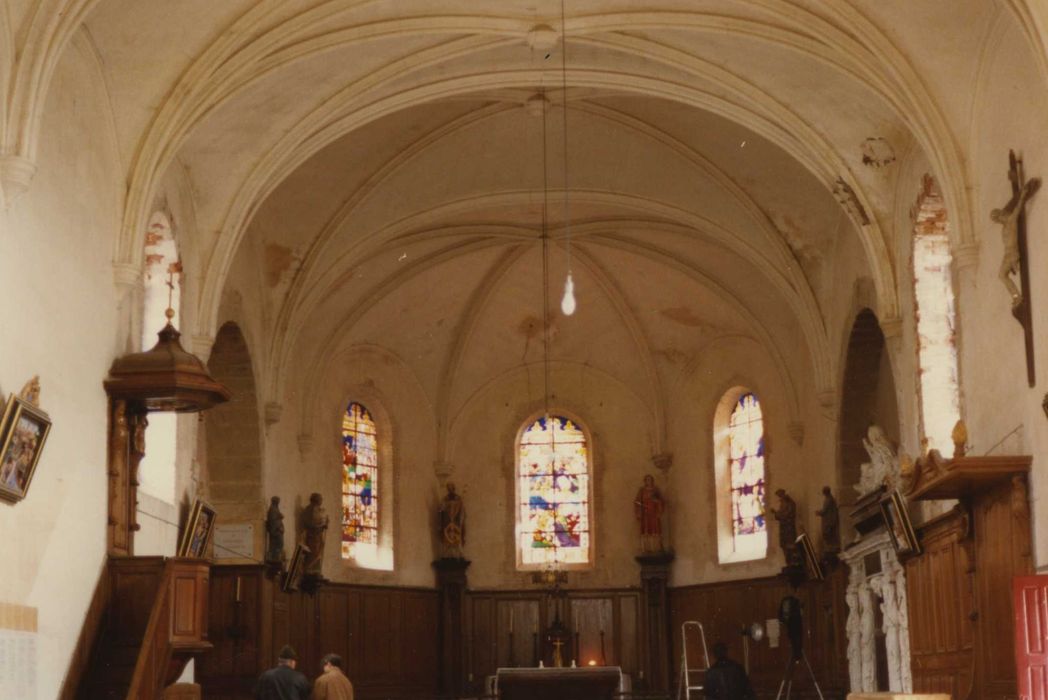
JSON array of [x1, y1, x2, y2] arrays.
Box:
[[992, 150, 1041, 386]]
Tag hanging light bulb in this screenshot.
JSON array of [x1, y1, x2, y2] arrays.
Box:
[[560, 271, 576, 316]]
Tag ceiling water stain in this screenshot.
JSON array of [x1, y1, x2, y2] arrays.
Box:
[[659, 307, 704, 327]]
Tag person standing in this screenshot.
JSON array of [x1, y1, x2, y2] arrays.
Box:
[[704, 641, 755, 700], [313, 653, 354, 700], [256, 645, 310, 700]]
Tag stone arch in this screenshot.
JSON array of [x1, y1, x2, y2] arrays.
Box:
[[204, 321, 264, 528], [837, 309, 899, 509]]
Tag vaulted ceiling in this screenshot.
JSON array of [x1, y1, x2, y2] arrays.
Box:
[[12, 0, 1037, 427]]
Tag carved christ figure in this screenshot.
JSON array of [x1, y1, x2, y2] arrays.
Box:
[[991, 170, 1041, 307]]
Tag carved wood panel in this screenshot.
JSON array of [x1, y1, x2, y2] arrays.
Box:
[[905, 507, 974, 698], [668, 569, 848, 697]]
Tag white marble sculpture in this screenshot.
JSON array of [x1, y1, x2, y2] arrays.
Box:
[[845, 586, 862, 690], [856, 425, 898, 496]]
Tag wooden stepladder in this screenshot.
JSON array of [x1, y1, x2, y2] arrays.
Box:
[[676, 621, 711, 700]]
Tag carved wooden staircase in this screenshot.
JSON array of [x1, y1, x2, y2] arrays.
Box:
[[62, 556, 211, 700]]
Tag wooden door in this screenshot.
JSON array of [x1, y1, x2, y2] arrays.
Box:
[[1014, 575, 1048, 700]]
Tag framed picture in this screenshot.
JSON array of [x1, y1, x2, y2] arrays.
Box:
[[795, 532, 824, 581], [0, 394, 52, 503], [178, 499, 217, 558], [283, 543, 308, 592], [881, 489, 920, 556]]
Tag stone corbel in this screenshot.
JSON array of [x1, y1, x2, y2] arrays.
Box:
[[433, 460, 454, 487], [0, 155, 37, 206], [953, 242, 979, 275], [651, 452, 672, 472], [264, 401, 283, 428], [787, 422, 804, 447], [817, 389, 836, 421]]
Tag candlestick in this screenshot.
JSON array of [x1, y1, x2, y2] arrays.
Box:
[[532, 631, 539, 667], [599, 630, 607, 666], [235, 576, 242, 603], [574, 630, 580, 665], [508, 630, 516, 668], [509, 609, 514, 633]]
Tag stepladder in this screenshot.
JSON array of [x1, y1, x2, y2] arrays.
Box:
[[677, 620, 711, 700]]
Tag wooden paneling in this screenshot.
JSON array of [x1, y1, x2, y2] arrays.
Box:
[[465, 590, 642, 692], [199, 567, 439, 700], [906, 475, 1033, 700], [669, 568, 848, 698], [975, 480, 1033, 700], [905, 507, 974, 698]]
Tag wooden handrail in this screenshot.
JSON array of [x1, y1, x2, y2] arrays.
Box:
[[125, 558, 211, 699], [125, 560, 176, 700]]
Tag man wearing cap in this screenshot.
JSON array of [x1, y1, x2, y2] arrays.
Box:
[[256, 645, 311, 700], [313, 653, 354, 700]]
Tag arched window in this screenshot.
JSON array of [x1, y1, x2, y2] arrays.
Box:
[[516, 414, 591, 568], [341, 402, 378, 557], [137, 211, 181, 505], [714, 390, 768, 562], [912, 175, 961, 453]]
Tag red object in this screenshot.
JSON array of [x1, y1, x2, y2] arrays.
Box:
[[1015, 575, 1048, 700]]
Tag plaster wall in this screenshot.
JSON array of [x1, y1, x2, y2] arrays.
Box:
[[962, 18, 1048, 568], [0, 41, 122, 699]]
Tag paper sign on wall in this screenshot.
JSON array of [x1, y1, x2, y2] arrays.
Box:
[[213, 523, 255, 560]]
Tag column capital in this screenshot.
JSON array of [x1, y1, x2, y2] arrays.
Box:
[[0, 155, 37, 205]]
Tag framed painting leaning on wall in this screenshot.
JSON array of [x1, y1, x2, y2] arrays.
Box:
[[0, 394, 52, 503], [178, 499, 217, 558]]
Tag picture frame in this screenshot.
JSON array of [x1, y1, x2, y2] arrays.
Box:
[[0, 393, 52, 503], [881, 489, 920, 556], [795, 532, 824, 581], [282, 543, 308, 592], [178, 499, 217, 558]]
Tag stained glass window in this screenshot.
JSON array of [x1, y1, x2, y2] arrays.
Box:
[[341, 402, 378, 557], [518, 415, 590, 566], [729, 393, 766, 549]]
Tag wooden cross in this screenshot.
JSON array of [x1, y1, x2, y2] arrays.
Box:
[[994, 150, 1040, 386]]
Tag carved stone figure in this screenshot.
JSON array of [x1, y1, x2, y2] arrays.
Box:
[[859, 586, 876, 691], [845, 586, 862, 691], [816, 486, 840, 555], [856, 425, 897, 496], [439, 482, 465, 557], [991, 174, 1041, 307], [771, 489, 798, 564], [872, 576, 902, 691], [634, 474, 666, 552], [265, 496, 286, 565], [302, 492, 329, 576], [892, 564, 913, 692]]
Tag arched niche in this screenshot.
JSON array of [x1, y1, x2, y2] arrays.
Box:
[[837, 309, 899, 506], [205, 322, 263, 512]]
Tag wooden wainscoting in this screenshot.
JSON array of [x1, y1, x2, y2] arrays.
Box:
[[668, 568, 848, 698], [199, 566, 439, 700], [905, 506, 975, 698], [465, 589, 642, 692]]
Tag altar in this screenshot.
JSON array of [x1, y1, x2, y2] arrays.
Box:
[[493, 667, 624, 700]]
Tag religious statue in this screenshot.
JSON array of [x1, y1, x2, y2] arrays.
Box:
[[439, 482, 465, 558], [951, 420, 968, 458], [770, 489, 798, 565], [845, 587, 861, 691], [634, 474, 665, 552], [302, 492, 329, 576], [991, 167, 1040, 308], [859, 589, 877, 691], [815, 486, 840, 557], [265, 496, 286, 566], [856, 424, 897, 496]]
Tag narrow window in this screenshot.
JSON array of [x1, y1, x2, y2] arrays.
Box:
[[341, 402, 378, 557], [912, 176, 961, 452], [517, 415, 591, 568], [714, 389, 768, 562]]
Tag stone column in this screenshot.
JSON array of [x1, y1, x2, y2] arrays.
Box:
[[433, 557, 470, 696], [637, 551, 674, 692]]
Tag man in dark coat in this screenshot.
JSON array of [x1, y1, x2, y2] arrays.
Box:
[[256, 645, 310, 700], [704, 641, 755, 700]]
